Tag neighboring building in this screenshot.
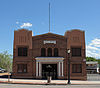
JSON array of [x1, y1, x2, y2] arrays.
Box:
[[86, 61, 99, 74], [12, 29, 87, 80]]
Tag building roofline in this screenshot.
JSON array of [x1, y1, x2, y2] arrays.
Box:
[[32, 32, 65, 38]]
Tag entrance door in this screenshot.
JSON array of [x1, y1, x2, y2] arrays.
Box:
[[42, 64, 57, 79]]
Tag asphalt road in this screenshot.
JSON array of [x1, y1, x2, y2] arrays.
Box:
[[0, 84, 100, 88]]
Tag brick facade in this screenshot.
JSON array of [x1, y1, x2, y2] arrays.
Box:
[[12, 29, 87, 80]]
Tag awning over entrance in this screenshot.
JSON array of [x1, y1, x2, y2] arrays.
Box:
[[35, 57, 64, 78]]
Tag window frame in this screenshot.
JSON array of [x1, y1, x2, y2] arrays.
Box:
[[41, 48, 46, 57], [54, 48, 59, 57], [17, 64, 27, 73], [71, 47, 82, 57], [47, 48, 52, 57], [72, 64, 82, 73], [17, 47, 28, 57]]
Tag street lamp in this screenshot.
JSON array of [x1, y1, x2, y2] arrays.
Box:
[[67, 49, 71, 84], [67, 49, 70, 54]]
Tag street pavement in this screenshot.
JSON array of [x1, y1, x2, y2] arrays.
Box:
[[0, 84, 100, 88]]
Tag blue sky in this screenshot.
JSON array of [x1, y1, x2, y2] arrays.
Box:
[[0, 0, 100, 58]]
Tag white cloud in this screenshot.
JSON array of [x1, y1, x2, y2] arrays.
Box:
[[86, 45, 99, 51], [20, 22, 32, 28], [86, 38, 100, 59], [16, 21, 19, 24], [89, 38, 100, 47]]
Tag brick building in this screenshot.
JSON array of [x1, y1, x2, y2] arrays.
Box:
[[12, 29, 87, 80]]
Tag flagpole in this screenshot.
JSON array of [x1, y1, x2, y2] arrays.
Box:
[[49, 2, 50, 33]]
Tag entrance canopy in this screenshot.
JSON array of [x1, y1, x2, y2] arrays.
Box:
[[35, 57, 64, 78], [35, 57, 64, 62]]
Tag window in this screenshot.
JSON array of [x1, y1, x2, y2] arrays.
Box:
[[41, 48, 46, 57], [72, 48, 81, 57], [72, 64, 82, 73], [17, 64, 27, 73], [18, 47, 28, 56], [54, 48, 58, 57], [48, 48, 52, 57]]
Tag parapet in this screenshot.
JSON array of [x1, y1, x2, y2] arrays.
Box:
[[14, 29, 33, 49]]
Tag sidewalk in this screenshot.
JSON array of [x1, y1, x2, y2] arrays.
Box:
[[0, 78, 100, 85]]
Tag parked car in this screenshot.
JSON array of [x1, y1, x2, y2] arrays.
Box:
[[0, 68, 6, 73]]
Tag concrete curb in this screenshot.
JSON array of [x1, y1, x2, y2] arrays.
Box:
[[0, 81, 100, 85]]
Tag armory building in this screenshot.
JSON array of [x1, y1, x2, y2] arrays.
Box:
[[12, 29, 87, 80]]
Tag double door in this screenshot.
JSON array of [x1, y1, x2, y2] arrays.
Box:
[[42, 64, 57, 79]]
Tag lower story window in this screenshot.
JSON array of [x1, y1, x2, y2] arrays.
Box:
[[72, 64, 82, 73], [17, 64, 27, 73]]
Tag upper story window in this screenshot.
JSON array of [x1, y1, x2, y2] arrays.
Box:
[[41, 48, 46, 57], [54, 48, 58, 57], [18, 47, 28, 56], [71, 48, 81, 57], [48, 48, 52, 57]]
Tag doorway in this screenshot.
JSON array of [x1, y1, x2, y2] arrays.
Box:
[[42, 64, 57, 79]]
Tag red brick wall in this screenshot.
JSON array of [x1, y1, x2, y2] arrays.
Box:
[[12, 29, 87, 80]]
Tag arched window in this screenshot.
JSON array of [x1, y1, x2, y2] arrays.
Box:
[[48, 48, 52, 57], [54, 48, 58, 57], [41, 48, 46, 57]]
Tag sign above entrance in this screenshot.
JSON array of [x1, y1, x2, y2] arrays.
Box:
[[44, 40, 56, 44]]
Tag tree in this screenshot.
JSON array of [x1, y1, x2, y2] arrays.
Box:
[[86, 57, 97, 61], [86, 57, 100, 65], [0, 51, 12, 72]]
